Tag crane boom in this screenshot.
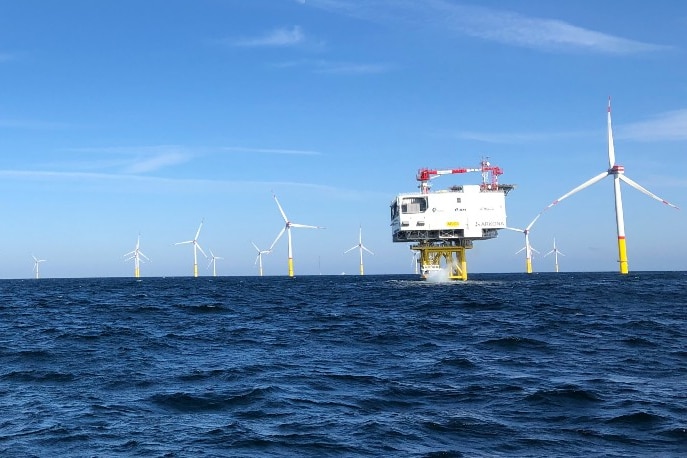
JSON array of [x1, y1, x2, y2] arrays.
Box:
[[416, 159, 503, 193]]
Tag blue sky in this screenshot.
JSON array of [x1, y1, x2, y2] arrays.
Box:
[[1, 0, 685, 278]]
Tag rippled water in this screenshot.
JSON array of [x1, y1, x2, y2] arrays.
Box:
[[1, 272, 686, 456]]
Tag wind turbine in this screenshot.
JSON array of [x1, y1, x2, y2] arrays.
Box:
[[207, 250, 223, 277], [124, 234, 149, 278], [175, 219, 207, 277], [504, 214, 541, 274], [252, 242, 271, 276], [269, 193, 325, 277], [32, 255, 46, 279], [544, 238, 565, 273], [411, 250, 420, 274], [344, 225, 374, 275], [541, 98, 679, 274]]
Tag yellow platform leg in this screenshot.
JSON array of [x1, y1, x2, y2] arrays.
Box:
[[412, 242, 472, 281]]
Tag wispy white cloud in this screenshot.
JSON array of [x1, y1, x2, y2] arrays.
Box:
[[0, 169, 341, 193], [304, 0, 668, 54], [618, 110, 687, 141], [449, 129, 591, 144], [57, 144, 322, 175], [0, 118, 74, 129], [230, 26, 306, 47], [60, 145, 193, 174], [272, 59, 393, 75], [221, 146, 322, 155], [313, 60, 393, 74]]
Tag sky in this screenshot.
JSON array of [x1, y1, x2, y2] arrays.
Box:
[[0, 0, 686, 278]]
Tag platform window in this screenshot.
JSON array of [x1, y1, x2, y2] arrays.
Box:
[[401, 197, 427, 214], [390, 201, 399, 220]]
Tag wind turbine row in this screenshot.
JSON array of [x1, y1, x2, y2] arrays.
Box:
[[116, 193, 371, 278]]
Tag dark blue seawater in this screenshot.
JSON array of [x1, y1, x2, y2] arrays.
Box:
[[1, 272, 685, 457]]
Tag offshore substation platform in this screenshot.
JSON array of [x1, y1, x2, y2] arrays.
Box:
[[390, 159, 515, 280]]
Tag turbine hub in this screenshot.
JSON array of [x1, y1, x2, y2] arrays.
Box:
[[609, 164, 625, 175]]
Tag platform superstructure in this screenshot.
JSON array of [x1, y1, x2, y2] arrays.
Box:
[[390, 160, 515, 280]]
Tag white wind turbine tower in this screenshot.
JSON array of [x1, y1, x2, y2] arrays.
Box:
[[504, 214, 541, 274], [344, 225, 374, 275], [207, 250, 223, 277], [32, 255, 46, 279], [411, 250, 419, 274], [544, 238, 565, 273], [541, 98, 679, 274], [269, 193, 325, 277], [252, 242, 271, 277], [124, 234, 149, 278], [175, 219, 207, 277]]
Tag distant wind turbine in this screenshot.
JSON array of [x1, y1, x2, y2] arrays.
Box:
[[344, 225, 374, 275], [269, 193, 325, 277], [252, 242, 271, 277], [124, 234, 149, 278], [544, 238, 565, 273], [504, 214, 541, 274], [207, 250, 223, 277], [540, 98, 679, 274], [411, 250, 419, 274], [175, 219, 207, 277], [32, 255, 46, 279]]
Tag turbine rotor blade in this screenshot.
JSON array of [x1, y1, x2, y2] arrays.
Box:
[[195, 220, 204, 240], [344, 246, 357, 254], [618, 174, 680, 209], [269, 227, 286, 251], [607, 97, 616, 168], [196, 243, 208, 258], [525, 213, 542, 231], [273, 193, 289, 222], [504, 227, 524, 233], [175, 240, 193, 245], [362, 246, 374, 255], [542, 171, 609, 212], [290, 223, 324, 229]]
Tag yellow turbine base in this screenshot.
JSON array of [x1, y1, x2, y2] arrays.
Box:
[[288, 258, 294, 277], [412, 244, 470, 281], [618, 237, 629, 274], [135, 267, 140, 278], [526, 258, 533, 274], [359, 264, 364, 276], [194, 264, 198, 278]]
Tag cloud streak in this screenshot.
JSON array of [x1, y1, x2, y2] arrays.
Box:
[[230, 26, 306, 47], [305, 0, 667, 54], [618, 110, 687, 141], [220, 146, 322, 155], [450, 130, 591, 144], [273, 59, 393, 75]]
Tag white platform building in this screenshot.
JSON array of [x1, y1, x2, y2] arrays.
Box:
[[390, 160, 515, 280]]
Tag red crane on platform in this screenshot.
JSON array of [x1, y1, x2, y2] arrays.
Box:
[[416, 159, 503, 194]]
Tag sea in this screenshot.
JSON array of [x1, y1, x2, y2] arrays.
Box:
[[0, 272, 685, 457]]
